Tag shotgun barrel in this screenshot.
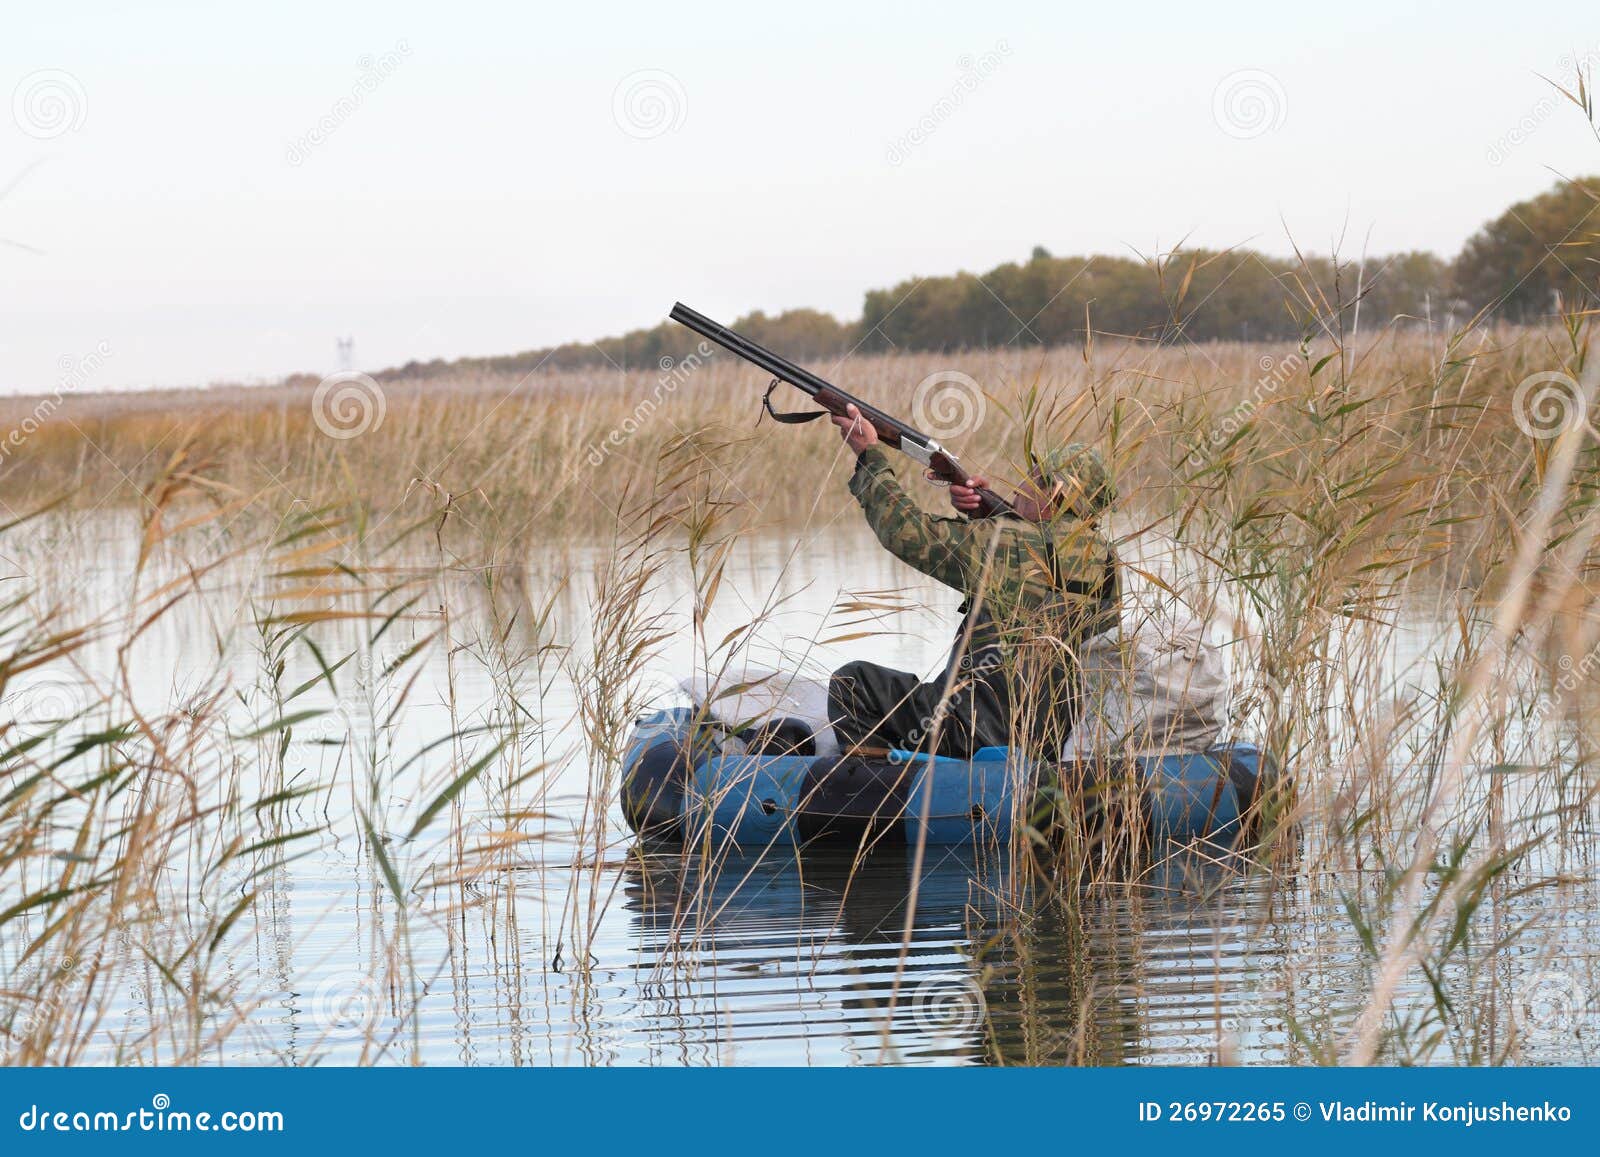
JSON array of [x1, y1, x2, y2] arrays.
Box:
[[669, 302, 1011, 518]]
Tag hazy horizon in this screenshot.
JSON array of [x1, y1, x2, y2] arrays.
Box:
[[4, 0, 1599, 395]]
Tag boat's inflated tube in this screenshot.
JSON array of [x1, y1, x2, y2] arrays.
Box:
[[621, 708, 1283, 849]]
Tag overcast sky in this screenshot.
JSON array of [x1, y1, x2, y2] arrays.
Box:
[[3, 0, 1598, 393]]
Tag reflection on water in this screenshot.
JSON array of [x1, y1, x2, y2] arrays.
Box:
[[2, 520, 1597, 1066], [620, 846, 1016, 1065], [542, 843, 1430, 1067], [479, 844, 1296, 1067]]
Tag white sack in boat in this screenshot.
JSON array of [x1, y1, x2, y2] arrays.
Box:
[[1061, 593, 1230, 761]]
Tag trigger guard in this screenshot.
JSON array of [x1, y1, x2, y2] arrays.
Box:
[[924, 469, 951, 487]]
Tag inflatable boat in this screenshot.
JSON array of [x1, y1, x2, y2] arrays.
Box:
[[621, 707, 1284, 850]]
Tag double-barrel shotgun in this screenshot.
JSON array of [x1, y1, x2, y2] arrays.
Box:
[[669, 302, 1011, 518]]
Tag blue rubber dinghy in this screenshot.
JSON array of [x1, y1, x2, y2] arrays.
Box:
[[621, 708, 1283, 849]]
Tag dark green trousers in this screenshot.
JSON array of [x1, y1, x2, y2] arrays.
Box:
[[827, 658, 1010, 757]]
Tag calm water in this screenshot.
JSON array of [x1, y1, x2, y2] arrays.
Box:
[[3, 518, 1596, 1066]]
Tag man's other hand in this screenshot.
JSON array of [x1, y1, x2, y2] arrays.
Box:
[[831, 403, 880, 454], [949, 475, 989, 515]]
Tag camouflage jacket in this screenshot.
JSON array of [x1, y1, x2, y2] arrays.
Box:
[[848, 447, 1120, 751]]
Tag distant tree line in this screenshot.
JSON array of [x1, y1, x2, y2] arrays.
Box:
[[856, 246, 1449, 351], [381, 176, 1599, 382], [1453, 176, 1600, 321]]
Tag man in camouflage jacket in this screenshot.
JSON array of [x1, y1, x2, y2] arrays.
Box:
[[827, 403, 1119, 759]]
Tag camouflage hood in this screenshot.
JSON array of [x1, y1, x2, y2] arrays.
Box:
[[1030, 443, 1115, 519]]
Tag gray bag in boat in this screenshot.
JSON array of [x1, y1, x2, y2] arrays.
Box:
[[1060, 596, 1230, 761]]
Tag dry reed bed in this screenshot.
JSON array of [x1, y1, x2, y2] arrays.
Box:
[[0, 324, 1570, 554]]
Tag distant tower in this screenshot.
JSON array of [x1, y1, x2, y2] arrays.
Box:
[[336, 336, 355, 371]]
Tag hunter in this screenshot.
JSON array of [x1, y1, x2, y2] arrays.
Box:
[[826, 403, 1120, 759]]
